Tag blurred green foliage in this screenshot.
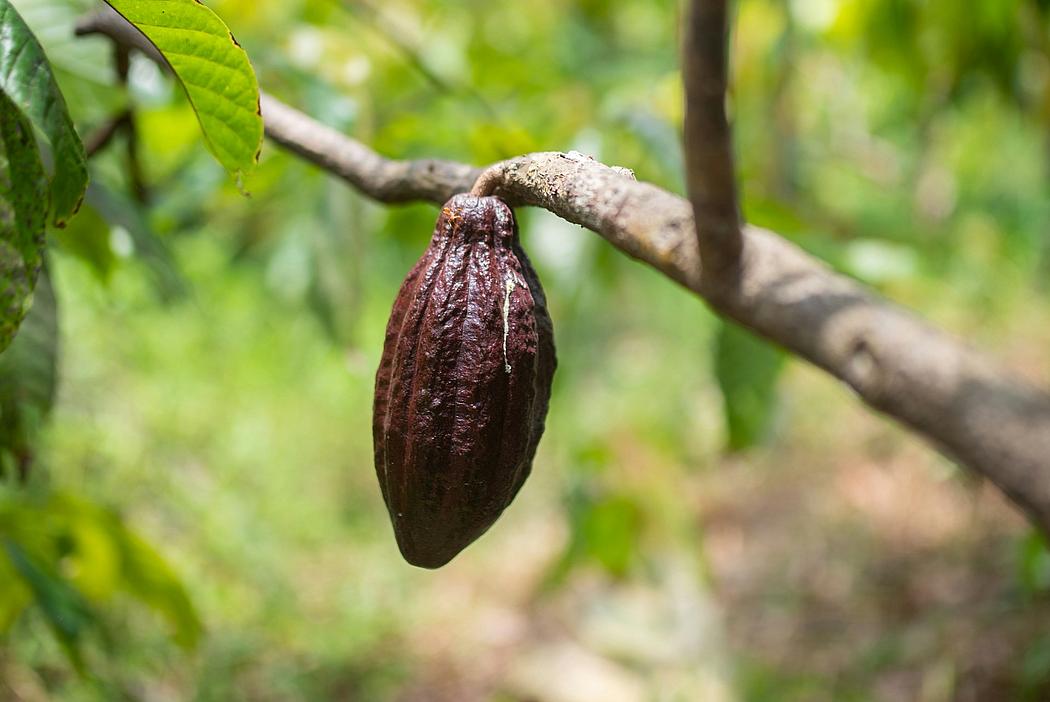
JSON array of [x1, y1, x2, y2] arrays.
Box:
[[2, 0, 1050, 699], [0, 490, 202, 667], [714, 321, 785, 451], [0, 265, 56, 479]]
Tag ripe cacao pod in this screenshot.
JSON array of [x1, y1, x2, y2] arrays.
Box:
[[373, 194, 556, 568]]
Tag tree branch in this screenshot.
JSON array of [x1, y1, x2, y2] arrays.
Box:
[[83, 110, 131, 158], [260, 95, 482, 204], [75, 10, 1050, 532], [74, 11, 483, 204], [682, 0, 743, 278]]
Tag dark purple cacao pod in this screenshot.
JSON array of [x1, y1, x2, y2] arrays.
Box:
[[373, 194, 556, 568]]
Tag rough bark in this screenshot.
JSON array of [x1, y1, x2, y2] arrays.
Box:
[[682, 0, 742, 276]]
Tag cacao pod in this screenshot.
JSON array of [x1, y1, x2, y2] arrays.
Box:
[[373, 194, 556, 568]]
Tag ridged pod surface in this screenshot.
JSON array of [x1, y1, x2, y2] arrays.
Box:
[[373, 194, 556, 568]]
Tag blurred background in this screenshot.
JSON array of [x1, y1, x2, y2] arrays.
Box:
[[3, 0, 1050, 699]]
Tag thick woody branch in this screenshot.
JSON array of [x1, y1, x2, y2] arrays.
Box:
[[76, 11, 1050, 532], [682, 0, 743, 278]]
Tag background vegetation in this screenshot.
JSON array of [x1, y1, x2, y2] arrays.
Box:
[[4, 0, 1050, 699]]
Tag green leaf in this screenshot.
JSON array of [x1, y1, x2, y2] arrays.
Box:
[[103, 0, 262, 177], [0, 490, 202, 666], [714, 320, 786, 451], [0, 89, 47, 353], [109, 520, 203, 649], [579, 494, 641, 577], [52, 494, 203, 650], [0, 0, 87, 226], [0, 541, 31, 633], [0, 264, 57, 478], [4, 539, 94, 672], [547, 484, 642, 584]]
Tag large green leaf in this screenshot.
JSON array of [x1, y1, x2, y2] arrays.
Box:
[[103, 0, 262, 177], [0, 89, 47, 353], [714, 320, 787, 451], [0, 0, 87, 226]]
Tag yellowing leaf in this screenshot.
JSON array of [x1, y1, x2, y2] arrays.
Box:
[[104, 0, 263, 177]]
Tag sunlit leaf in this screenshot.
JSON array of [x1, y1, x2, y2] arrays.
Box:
[[714, 320, 786, 451], [0, 89, 47, 353], [0, 0, 87, 226], [103, 0, 262, 177]]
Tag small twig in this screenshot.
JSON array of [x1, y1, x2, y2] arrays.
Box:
[[15, 449, 31, 484], [84, 110, 131, 158], [124, 112, 148, 203], [682, 0, 742, 279], [113, 42, 130, 83], [78, 14, 149, 202]]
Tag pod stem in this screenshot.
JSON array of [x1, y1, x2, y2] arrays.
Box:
[[470, 164, 506, 197]]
